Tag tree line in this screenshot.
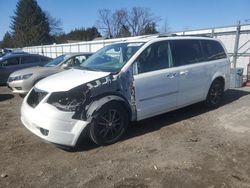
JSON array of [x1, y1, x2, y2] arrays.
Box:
[[0, 0, 162, 48], [96, 7, 159, 38]]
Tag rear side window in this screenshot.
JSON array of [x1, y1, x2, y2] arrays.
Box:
[[170, 39, 204, 66], [201, 40, 226, 61], [21, 55, 40, 64], [40, 56, 50, 61], [1, 57, 20, 66]]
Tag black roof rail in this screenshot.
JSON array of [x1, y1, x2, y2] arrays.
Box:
[[179, 34, 213, 38], [157, 33, 213, 38], [157, 33, 178, 38]]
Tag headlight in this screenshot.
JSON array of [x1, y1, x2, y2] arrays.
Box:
[[13, 73, 33, 81], [47, 85, 89, 112]]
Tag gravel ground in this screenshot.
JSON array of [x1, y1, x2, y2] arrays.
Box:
[[1, 86, 250, 188]]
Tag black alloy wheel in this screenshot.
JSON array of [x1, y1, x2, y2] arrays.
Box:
[[90, 102, 128, 145], [206, 79, 224, 108]]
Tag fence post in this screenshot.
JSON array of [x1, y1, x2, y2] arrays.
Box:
[[232, 21, 241, 69], [55, 44, 57, 57], [61, 45, 63, 55], [41, 43, 44, 55], [89, 43, 91, 52], [50, 46, 52, 58], [211, 28, 214, 38]]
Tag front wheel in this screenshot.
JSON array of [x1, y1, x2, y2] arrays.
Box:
[[89, 102, 128, 145], [205, 79, 224, 108]]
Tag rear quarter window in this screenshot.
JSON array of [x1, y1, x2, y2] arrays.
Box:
[[201, 40, 227, 61], [40, 56, 51, 61], [170, 39, 204, 67], [1, 57, 20, 66], [21, 55, 40, 64]]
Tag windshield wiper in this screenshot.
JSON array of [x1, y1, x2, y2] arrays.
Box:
[[75, 66, 101, 71]]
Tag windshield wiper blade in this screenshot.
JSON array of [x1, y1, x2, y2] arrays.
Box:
[[75, 66, 99, 71]]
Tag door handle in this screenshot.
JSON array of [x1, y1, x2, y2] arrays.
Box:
[[166, 73, 177, 78], [179, 70, 189, 76]]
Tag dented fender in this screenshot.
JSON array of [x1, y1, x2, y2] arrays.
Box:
[[86, 95, 132, 121], [47, 70, 137, 122]]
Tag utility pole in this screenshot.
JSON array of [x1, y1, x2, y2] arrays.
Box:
[[232, 21, 241, 69]]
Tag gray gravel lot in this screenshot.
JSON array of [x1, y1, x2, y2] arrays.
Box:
[[1, 86, 250, 188]]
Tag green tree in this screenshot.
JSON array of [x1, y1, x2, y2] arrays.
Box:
[[84, 27, 101, 40], [55, 27, 101, 43], [141, 22, 158, 35], [117, 25, 131, 38], [0, 32, 14, 48], [97, 7, 160, 38], [11, 0, 51, 47]]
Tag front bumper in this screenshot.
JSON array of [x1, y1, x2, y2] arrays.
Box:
[[21, 93, 90, 146], [7, 79, 32, 94]]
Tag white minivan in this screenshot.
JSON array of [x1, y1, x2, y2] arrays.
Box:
[[21, 36, 230, 147]]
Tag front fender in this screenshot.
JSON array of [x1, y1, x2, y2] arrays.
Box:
[[86, 95, 131, 121]]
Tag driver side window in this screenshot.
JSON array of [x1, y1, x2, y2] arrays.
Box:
[[63, 57, 74, 67], [135, 41, 173, 74], [63, 55, 88, 67], [75, 55, 87, 65]]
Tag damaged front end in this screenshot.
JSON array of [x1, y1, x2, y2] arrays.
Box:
[[46, 71, 137, 122], [47, 84, 91, 120]]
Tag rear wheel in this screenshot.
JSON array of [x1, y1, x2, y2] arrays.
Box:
[[90, 102, 128, 145], [205, 79, 224, 108]]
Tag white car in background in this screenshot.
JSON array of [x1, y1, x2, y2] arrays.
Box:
[[20, 36, 230, 147]]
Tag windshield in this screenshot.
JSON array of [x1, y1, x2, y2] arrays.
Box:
[[44, 55, 66, 67], [79, 42, 144, 72]]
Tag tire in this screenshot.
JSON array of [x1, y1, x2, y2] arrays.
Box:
[[89, 102, 129, 145], [205, 79, 224, 108]]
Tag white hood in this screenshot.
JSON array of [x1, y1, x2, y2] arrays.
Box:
[[35, 68, 110, 92]]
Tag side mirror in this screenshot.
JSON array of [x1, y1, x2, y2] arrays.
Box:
[[61, 63, 68, 69]]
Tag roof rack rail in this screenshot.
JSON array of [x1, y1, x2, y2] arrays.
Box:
[[179, 34, 213, 38], [157, 33, 178, 38], [157, 33, 213, 38]]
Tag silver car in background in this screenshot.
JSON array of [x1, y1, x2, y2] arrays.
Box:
[[7, 52, 92, 94]]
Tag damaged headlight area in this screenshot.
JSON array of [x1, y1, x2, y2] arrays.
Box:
[[47, 85, 89, 112]]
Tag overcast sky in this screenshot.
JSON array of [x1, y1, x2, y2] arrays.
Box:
[[0, 0, 250, 40]]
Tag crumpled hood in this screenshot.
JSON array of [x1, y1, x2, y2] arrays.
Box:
[[9, 66, 51, 77], [35, 68, 111, 92]]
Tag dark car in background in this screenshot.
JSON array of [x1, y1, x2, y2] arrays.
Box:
[[0, 53, 51, 85]]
